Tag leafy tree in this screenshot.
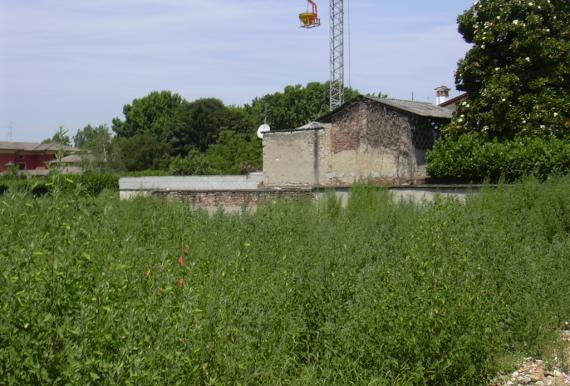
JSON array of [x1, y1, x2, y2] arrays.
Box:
[[245, 82, 360, 131], [447, 0, 569, 139], [169, 130, 261, 175], [112, 91, 185, 139], [427, 132, 570, 181], [74, 124, 111, 149], [42, 126, 71, 146], [111, 134, 169, 171], [165, 98, 229, 156], [218, 106, 256, 134], [74, 124, 112, 167], [201, 130, 261, 174]]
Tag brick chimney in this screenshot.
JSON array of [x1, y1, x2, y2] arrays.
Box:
[[435, 86, 450, 106]]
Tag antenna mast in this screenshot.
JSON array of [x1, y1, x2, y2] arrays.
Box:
[[299, 0, 345, 111], [8, 121, 14, 141], [329, 0, 344, 111]]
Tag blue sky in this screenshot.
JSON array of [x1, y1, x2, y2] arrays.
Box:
[[0, 0, 473, 142]]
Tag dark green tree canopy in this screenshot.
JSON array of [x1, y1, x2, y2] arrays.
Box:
[[165, 98, 229, 156], [111, 134, 168, 172], [112, 91, 185, 138], [106, 82, 361, 174], [447, 0, 569, 139], [246, 82, 360, 131]]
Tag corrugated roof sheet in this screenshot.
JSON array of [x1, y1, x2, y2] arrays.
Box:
[[364, 96, 454, 119], [0, 141, 78, 152]]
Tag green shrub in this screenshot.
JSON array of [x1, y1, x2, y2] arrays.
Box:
[[0, 178, 568, 384], [427, 133, 570, 182], [169, 131, 262, 176], [0, 173, 119, 197], [168, 151, 211, 175], [77, 173, 119, 194]]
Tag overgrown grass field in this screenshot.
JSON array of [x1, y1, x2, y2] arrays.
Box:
[[1, 178, 569, 385]]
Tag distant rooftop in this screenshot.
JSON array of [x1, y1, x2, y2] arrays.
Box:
[[0, 141, 78, 152]]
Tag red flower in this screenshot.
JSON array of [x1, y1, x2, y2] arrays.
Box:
[[178, 256, 187, 266]]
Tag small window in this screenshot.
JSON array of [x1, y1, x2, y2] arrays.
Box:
[[18, 154, 25, 160]]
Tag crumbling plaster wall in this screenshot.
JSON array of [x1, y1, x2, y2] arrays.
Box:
[[262, 99, 441, 187], [319, 99, 417, 185]]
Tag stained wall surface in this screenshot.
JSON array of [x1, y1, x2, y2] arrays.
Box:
[[262, 129, 324, 187], [263, 99, 446, 187], [320, 100, 417, 186]]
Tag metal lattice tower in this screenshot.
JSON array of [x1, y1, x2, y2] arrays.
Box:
[[329, 0, 344, 111]]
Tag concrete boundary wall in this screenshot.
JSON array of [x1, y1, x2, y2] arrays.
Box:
[[120, 174, 263, 199], [120, 176, 484, 213]]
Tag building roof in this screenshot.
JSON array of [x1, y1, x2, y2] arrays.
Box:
[[364, 96, 454, 119], [0, 141, 78, 152], [46, 153, 94, 164], [319, 95, 454, 122], [438, 92, 468, 108]]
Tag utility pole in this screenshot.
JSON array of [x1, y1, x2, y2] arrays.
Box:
[[8, 121, 14, 141], [329, 0, 345, 111]]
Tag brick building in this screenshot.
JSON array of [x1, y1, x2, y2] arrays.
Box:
[[0, 142, 78, 173], [262, 95, 453, 187]]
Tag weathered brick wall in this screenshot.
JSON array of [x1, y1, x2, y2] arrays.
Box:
[[262, 99, 447, 188], [152, 190, 314, 213], [319, 99, 417, 185], [144, 186, 476, 211]]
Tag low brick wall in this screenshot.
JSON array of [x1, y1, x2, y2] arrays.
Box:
[[119, 175, 490, 213], [151, 189, 314, 214]]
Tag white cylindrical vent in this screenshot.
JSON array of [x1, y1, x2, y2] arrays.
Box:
[[435, 86, 451, 105]]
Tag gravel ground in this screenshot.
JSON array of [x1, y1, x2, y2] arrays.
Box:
[[491, 326, 570, 386]]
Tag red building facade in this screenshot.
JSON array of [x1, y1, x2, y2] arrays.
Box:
[[0, 142, 77, 172]]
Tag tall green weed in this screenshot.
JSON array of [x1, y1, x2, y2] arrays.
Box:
[[0, 178, 568, 384]]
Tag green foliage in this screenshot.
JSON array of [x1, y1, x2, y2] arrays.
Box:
[[246, 82, 360, 131], [111, 134, 169, 172], [1, 178, 569, 384], [169, 130, 261, 175], [112, 91, 184, 138], [427, 132, 570, 181], [165, 98, 230, 155], [42, 126, 72, 146], [448, 0, 569, 138], [74, 124, 111, 150], [73, 124, 112, 170], [107, 82, 360, 174], [0, 173, 119, 196], [76, 173, 120, 194]]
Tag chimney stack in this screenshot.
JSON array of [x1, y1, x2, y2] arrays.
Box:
[[435, 86, 450, 106]]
